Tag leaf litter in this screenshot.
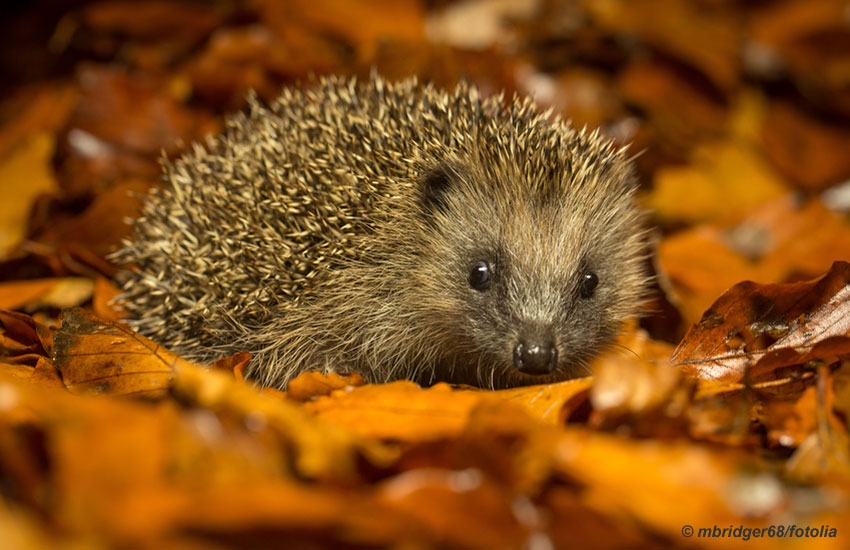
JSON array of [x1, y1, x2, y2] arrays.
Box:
[[1, 0, 850, 547]]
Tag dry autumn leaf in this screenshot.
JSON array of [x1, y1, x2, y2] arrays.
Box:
[[53, 307, 189, 397], [1, 0, 850, 548], [658, 195, 850, 326], [583, 0, 740, 91], [648, 140, 788, 225], [285, 370, 366, 401], [0, 133, 58, 258], [0, 277, 93, 311], [0, 309, 53, 363], [761, 101, 850, 191], [257, 0, 425, 56], [672, 261, 850, 382]]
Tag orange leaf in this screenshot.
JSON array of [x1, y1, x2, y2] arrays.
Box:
[[53, 308, 188, 397], [0, 278, 93, 311], [672, 261, 850, 382], [286, 370, 366, 402]]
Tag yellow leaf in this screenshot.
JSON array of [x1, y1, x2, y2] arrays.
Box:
[[648, 141, 787, 224], [0, 133, 58, 258]]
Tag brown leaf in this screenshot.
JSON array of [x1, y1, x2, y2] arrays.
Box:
[[31, 180, 149, 259], [542, 487, 649, 548], [761, 102, 850, 191], [672, 261, 850, 382], [518, 67, 623, 130], [210, 351, 253, 380], [761, 385, 819, 449], [0, 373, 395, 546], [658, 196, 850, 326], [0, 134, 59, 259], [658, 225, 764, 325], [552, 431, 783, 544], [496, 378, 593, 425], [170, 362, 396, 481], [92, 277, 126, 321], [184, 26, 292, 109], [375, 468, 528, 548], [748, 1, 850, 118], [749, 0, 845, 48], [258, 0, 425, 55], [583, 0, 740, 91], [618, 61, 729, 150], [648, 140, 788, 225], [305, 381, 490, 442], [0, 278, 93, 311], [286, 370, 366, 402], [53, 307, 187, 397], [54, 66, 214, 196], [65, 66, 198, 156], [784, 368, 850, 484], [82, 0, 220, 40], [0, 309, 52, 361], [590, 352, 689, 435], [749, 196, 850, 281], [0, 83, 78, 161]]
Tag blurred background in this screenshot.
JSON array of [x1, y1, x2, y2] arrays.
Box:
[[2, 0, 850, 343]]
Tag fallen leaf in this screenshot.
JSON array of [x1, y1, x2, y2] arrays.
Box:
[[31, 179, 148, 259], [761, 102, 850, 191], [648, 140, 788, 224], [672, 261, 850, 382], [286, 371, 366, 402], [658, 196, 850, 326], [658, 225, 761, 325], [92, 276, 126, 321], [0, 278, 93, 311], [53, 307, 185, 397], [496, 378, 593, 425], [518, 67, 624, 130], [54, 66, 214, 196], [0, 374, 397, 547], [425, 0, 538, 50], [0, 309, 53, 361], [0, 134, 58, 259], [553, 431, 780, 546], [618, 61, 729, 151], [170, 362, 396, 481], [258, 0, 425, 56], [749, 0, 845, 48], [305, 381, 489, 442], [375, 468, 528, 548], [784, 368, 850, 484], [748, 1, 850, 119], [583, 0, 740, 91], [210, 351, 253, 380], [82, 0, 220, 41], [762, 385, 819, 449], [0, 84, 78, 160], [185, 26, 295, 109]]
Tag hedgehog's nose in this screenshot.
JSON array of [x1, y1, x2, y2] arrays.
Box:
[[513, 337, 558, 375]]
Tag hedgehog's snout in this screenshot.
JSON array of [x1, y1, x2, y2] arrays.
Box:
[[512, 333, 558, 375]]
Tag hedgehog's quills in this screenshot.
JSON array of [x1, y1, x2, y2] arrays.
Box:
[[114, 75, 650, 389]]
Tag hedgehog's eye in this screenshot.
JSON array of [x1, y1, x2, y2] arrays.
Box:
[[469, 260, 492, 291], [579, 270, 598, 299]]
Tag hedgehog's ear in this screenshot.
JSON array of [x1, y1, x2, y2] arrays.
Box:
[[420, 161, 457, 215]]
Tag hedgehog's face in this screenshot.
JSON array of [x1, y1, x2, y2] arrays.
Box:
[[408, 157, 646, 389]]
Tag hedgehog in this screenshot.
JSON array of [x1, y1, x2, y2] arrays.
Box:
[[114, 74, 649, 390]]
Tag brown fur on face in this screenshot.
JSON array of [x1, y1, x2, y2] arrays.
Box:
[[116, 75, 650, 389]]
